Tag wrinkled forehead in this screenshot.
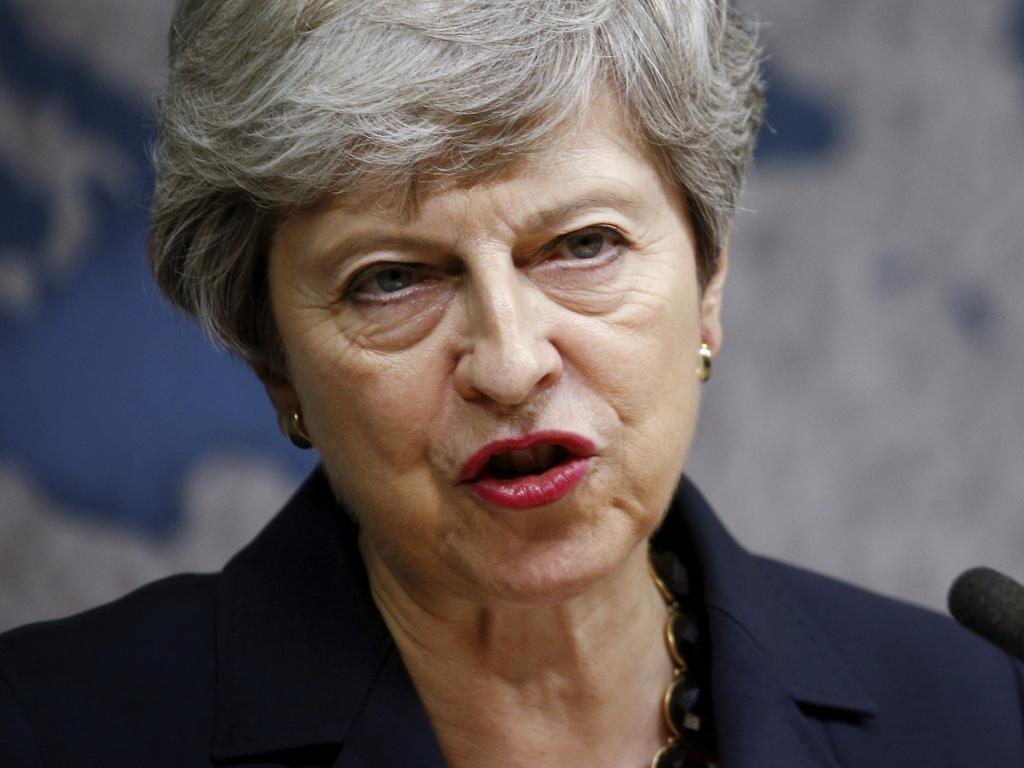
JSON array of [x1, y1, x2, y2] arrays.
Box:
[[272, 100, 695, 281], [303, 93, 662, 225]]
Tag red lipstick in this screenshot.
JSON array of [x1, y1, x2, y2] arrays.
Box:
[[458, 431, 596, 509]]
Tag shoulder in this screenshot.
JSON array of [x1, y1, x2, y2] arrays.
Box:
[[0, 572, 218, 688], [758, 555, 1013, 669], [758, 557, 1024, 747], [0, 573, 219, 767]]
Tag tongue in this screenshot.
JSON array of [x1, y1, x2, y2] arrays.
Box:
[[508, 448, 543, 473]]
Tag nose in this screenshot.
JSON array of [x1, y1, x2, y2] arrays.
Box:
[[453, 260, 562, 406]]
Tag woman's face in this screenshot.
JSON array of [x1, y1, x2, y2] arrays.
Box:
[[266, 102, 725, 606]]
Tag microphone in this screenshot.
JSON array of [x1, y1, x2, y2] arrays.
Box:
[[948, 567, 1024, 663]]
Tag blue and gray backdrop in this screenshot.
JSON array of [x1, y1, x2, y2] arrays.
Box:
[[2, 0, 1023, 631]]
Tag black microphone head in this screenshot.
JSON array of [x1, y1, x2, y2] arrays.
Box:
[[948, 566, 1024, 662]]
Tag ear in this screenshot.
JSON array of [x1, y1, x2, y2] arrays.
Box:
[[699, 246, 728, 356], [253, 361, 301, 438]]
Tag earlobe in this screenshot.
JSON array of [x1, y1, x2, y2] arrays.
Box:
[[253, 361, 306, 445]]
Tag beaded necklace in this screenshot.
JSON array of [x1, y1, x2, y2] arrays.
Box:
[[648, 548, 718, 768]]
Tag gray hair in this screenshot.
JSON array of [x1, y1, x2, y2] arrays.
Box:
[[149, 0, 763, 377]]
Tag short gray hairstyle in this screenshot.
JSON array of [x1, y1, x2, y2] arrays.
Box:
[[149, 0, 763, 377]]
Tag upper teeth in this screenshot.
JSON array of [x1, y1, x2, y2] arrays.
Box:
[[490, 444, 559, 474]]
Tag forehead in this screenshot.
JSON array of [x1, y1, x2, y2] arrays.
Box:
[[269, 106, 695, 281], [306, 95, 662, 225]]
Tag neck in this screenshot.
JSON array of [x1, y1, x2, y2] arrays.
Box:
[[362, 541, 674, 768]]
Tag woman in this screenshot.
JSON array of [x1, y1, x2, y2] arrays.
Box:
[[1, 1, 1021, 766]]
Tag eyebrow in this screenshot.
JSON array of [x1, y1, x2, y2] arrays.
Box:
[[318, 189, 643, 266], [519, 190, 643, 234]]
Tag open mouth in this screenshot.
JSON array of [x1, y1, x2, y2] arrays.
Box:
[[460, 433, 594, 509], [482, 444, 571, 479], [457, 431, 597, 490]]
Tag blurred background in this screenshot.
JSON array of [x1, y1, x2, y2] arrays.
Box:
[[1, 0, 1023, 632]]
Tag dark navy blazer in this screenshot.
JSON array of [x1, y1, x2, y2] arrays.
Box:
[[2, 468, 1022, 767]]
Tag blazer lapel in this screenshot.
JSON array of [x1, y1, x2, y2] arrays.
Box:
[[707, 610, 841, 768], [658, 477, 878, 768], [212, 468, 446, 767], [330, 643, 448, 768]]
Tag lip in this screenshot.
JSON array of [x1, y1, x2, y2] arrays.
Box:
[[458, 430, 597, 510]]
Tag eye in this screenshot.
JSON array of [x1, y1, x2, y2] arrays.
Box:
[[549, 227, 625, 263], [346, 263, 430, 300]]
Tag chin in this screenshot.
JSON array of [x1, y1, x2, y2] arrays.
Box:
[[456, 521, 643, 606]]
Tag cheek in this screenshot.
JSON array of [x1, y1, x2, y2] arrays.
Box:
[[583, 258, 702, 417], [290, 321, 450, 499], [574, 266, 702, 509], [337, 288, 454, 352], [304, 351, 455, 563]]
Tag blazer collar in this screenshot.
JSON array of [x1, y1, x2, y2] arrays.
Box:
[[213, 468, 875, 766], [655, 478, 877, 768]]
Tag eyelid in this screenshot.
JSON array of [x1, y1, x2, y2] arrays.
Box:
[[543, 224, 629, 259], [343, 261, 435, 302], [340, 224, 625, 299]]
